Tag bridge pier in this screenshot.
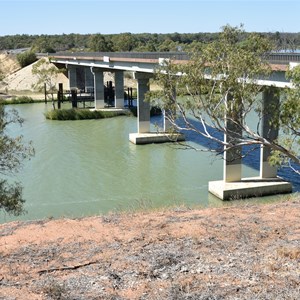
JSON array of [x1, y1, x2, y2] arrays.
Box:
[[209, 89, 292, 200], [135, 72, 151, 133], [92, 68, 105, 109], [84, 67, 94, 93], [163, 87, 176, 132], [260, 87, 279, 178], [67, 65, 77, 91], [129, 72, 185, 144], [223, 96, 242, 182], [114, 70, 125, 108]]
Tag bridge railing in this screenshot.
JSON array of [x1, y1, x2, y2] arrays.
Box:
[[40, 51, 300, 65], [43, 51, 190, 61], [264, 53, 300, 64]]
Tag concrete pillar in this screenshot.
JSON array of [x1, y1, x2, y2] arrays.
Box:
[[84, 67, 94, 93], [163, 110, 173, 131], [134, 72, 152, 133], [92, 68, 105, 109], [260, 87, 279, 178], [223, 96, 242, 182], [115, 71, 124, 108], [67, 65, 77, 91], [163, 88, 176, 132]]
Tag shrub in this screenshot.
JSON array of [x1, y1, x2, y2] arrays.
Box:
[[0, 96, 37, 105], [17, 51, 37, 68], [45, 108, 130, 120]]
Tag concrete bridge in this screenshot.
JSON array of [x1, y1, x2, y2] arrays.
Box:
[[47, 52, 299, 200], [47, 51, 298, 139]]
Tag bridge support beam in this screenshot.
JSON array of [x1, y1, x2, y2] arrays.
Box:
[[223, 106, 242, 182], [115, 71, 124, 108], [135, 72, 151, 133], [163, 110, 173, 132], [260, 87, 279, 178], [129, 72, 185, 144], [163, 87, 176, 132], [67, 65, 77, 91], [92, 68, 105, 109], [209, 89, 292, 200], [84, 67, 94, 93]]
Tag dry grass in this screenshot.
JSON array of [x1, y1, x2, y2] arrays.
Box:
[[1, 199, 300, 299]]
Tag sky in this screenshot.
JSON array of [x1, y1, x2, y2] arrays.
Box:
[[0, 0, 299, 36]]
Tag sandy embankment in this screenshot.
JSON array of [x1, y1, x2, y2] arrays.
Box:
[[0, 55, 69, 99], [0, 53, 136, 100]]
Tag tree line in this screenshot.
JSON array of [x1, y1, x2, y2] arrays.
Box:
[[1, 31, 300, 53]]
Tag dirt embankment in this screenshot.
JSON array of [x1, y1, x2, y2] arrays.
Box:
[[0, 53, 69, 94], [1, 200, 300, 299], [0, 52, 20, 77], [0, 53, 135, 98]]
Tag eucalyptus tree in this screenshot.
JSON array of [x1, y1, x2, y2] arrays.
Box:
[[270, 65, 300, 174], [32, 58, 65, 107], [0, 105, 34, 215], [151, 25, 300, 173]]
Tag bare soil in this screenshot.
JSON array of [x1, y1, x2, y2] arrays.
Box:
[[0, 52, 20, 77], [0, 53, 136, 98], [1, 199, 299, 300]]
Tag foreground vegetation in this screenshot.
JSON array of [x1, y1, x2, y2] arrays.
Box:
[[0, 105, 34, 216]]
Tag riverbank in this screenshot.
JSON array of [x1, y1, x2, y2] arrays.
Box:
[[1, 199, 299, 299]]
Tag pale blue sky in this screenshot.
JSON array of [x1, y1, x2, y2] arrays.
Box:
[[0, 0, 299, 36]]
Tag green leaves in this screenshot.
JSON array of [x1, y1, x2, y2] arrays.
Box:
[[0, 180, 26, 216], [17, 51, 37, 68], [32, 58, 65, 94], [0, 105, 34, 215]]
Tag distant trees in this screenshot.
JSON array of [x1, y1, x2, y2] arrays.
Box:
[[0, 105, 34, 215], [1, 31, 300, 54], [88, 34, 112, 52], [31, 36, 56, 53], [111, 33, 137, 51]]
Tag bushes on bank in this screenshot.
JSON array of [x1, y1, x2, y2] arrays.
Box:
[[0, 96, 37, 104], [45, 108, 131, 120], [46, 106, 162, 121]]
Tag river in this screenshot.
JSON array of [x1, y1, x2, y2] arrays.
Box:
[[1, 103, 298, 223]]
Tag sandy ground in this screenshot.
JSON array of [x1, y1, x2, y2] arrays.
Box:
[[0, 58, 69, 93], [0, 53, 136, 97], [1, 199, 299, 300], [0, 52, 20, 77]]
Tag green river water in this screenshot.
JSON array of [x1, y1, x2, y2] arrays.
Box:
[[1, 103, 296, 223]]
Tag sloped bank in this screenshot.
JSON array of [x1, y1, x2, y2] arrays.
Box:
[[1, 199, 299, 299]]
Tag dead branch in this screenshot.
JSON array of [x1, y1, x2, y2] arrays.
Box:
[[37, 260, 99, 275]]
